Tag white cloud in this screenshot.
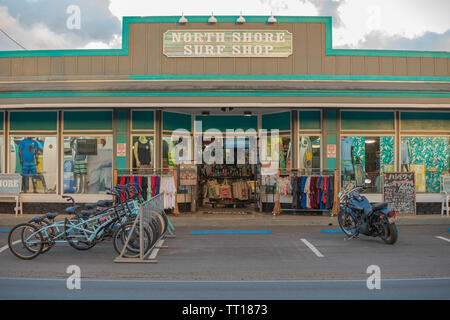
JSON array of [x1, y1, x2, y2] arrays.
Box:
[[0, 6, 79, 50]]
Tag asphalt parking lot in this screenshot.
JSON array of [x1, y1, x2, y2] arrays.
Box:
[[1, 224, 449, 281]]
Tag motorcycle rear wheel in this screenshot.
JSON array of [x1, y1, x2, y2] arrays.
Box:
[[380, 222, 398, 245]]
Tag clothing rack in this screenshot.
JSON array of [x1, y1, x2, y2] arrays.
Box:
[[114, 167, 179, 214], [271, 168, 339, 216]]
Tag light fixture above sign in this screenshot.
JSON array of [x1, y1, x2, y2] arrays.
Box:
[[267, 13, 277, 24], [236, 12, 246, 24], [208, 12, 217, 24], [178, 13, 188, 24]]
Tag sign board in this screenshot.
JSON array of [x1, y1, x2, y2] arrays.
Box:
[[179, 164, 197, 186], [163, 30, 292, 57], [116, 143, 126, 157], [383, 172, 416, 215], [0, 174, 22, 194], [327, 144, 336, 158]]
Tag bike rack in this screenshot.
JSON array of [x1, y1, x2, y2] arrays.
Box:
[[114, 193, 175, 263]]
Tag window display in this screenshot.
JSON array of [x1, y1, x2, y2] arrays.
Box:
[[10, 136, 57, 193], [63, 136, 113, 194], [401, 136, 450, 193], [341, 136, 394, 193], [132, 136, 154, 170], [0, 137, 3, 173]]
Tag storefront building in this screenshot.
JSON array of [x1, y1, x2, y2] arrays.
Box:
[[0, 16, 449, 213]]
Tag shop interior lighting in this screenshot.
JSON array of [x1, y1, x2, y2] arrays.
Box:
[[236, 12, 246, 24], [178, 13, 188, 24], [201, 111, 210, 115], [208, 12, 217, 24], [244, 111, 252, 116]]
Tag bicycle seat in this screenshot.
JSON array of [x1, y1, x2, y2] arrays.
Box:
[[31, 216, 43, 223], [97, 200, 113, 207], [372, 202, 389, 211], [45, 212, 58, 220], [85, 203, 96, 210], [80, 210, 96, 218], [65, 206, 79, 214]]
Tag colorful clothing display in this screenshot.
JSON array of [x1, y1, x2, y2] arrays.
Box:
[[290, 175, 334, 210]]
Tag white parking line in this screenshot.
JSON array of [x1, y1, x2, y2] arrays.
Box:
[[300, 238, 324, 258], [435, 236, 450, 243], [0, 241, 19, 254], [148, 239, 165, 260]]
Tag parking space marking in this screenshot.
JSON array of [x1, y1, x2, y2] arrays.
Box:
[[300, 239, 324, 258], [0, 240, 19, 254], [435, 236, 450, 243], [148, 239, 165, 260]]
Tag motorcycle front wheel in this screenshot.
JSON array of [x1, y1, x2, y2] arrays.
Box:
[[338, 210, 359, 237], [380, 222, 398, 245]]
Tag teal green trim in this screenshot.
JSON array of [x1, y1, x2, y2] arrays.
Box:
[[401, 111, 450, 131], [116, 156, 127, 169], [326, 110, 337, 131], [0, 16, 448, 59], [262, 112, 291, 131], [10, 111, 57, 131], [326, 133, 337, 169], [163, 112, 191, 131], [341, 111, 395, 131], [196, 115, 258, 131], [129, 74, 450, 82], [132, 110, 154, 130], [0, 111, 3, 131], [1, 90, 450, 98], [64, 111, 113, 131], [299, 110, 321, 130], [117, 134, 127, 144], [116, 109, 127, 132]]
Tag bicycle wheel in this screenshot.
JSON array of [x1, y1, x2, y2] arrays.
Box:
[[113, 222, 153, 258], [64, 218, 96, 251], [28, 219, 54, 254], [8, 223, 43, 260]]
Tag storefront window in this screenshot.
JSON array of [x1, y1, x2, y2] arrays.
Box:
[[401, 136, 450, 193], [299, 136, 321, 170], [341, 136, 394, 193], [265, 135, 291, 169], [10, 136, 57, 193], [0, 137, 3, 173], [132, 135, 154, 170], [63, 136, 113, 194]]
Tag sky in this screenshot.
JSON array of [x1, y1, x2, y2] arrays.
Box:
[[0, 0, 449, 52]]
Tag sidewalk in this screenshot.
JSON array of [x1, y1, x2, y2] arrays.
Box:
[[0, 212, 449, 229]]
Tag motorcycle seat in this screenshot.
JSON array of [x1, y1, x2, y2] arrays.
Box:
[[372, 202, 389, 211]]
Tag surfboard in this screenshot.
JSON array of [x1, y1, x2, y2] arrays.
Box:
[[43, 137, 57, 192]]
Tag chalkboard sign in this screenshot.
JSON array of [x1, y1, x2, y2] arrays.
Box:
[[383, 172, 416, 215]]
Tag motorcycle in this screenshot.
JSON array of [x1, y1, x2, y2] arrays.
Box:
[[337, 185, 398, 244]]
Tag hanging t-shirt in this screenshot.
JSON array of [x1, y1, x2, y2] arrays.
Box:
[[19, 138, 39, 163]]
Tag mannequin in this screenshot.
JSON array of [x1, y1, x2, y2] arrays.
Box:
[[134, 136, 152, 169], [401, 139, 411, 171], [18, 137, 40, 193], [71, 138, 88, 193]]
